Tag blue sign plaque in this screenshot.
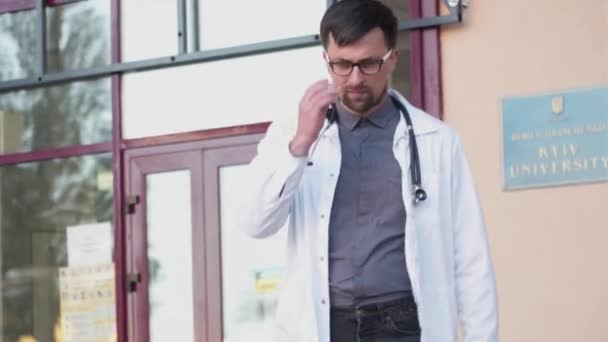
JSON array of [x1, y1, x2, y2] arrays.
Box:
[[502, 87, 608, 190]]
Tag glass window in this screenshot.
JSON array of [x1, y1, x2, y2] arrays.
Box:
[[380, 0, 413, 99], [197, 0, 326, 50], [0, 10, 36, 81], [121, 0, 177, 62], [219, 164, 287, 341], [379, 0, 410, 22], [122, 46, 326, 139], [146, 170, 195, 342], [0, 0, 110, 80], [0, 78, 112, 154], [0, 153, 114, 342], [392, 31, 413, 100], [46, 0, 111, 73]]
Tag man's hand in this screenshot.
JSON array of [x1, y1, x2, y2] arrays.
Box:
[[290, 79, 338, 156]]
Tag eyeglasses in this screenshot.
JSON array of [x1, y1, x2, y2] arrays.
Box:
[[326, 49, 393, 76]]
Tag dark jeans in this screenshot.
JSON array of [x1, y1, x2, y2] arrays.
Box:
[[330, 295, 421, 342]]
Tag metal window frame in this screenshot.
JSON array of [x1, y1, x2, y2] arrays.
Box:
[[0, 0, 84, 13], [0, 0, 463, 93]]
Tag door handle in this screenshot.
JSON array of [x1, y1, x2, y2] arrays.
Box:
[[127, 272, 141, 292]]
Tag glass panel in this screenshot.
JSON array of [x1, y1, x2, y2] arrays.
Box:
[[392, 31, 412, 100], [121, 0, 177, 62], [122, 46, 326, 139], [380, 0, 410, 22], [0, 78, 112, 153], [46, 0, 111, 72], [146, 170, 194, 342], [0, 153, 114, 342], [0, 10, 36, 81], [198, 0, 326, 50], [380, 0, 412, 99], [220, 164, 287, 341]]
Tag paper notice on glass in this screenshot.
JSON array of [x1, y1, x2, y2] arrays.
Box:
[[67, 222, 112, 267], [59, 263, 117, 342]]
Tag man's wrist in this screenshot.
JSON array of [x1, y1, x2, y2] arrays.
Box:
[[289, 136, 314, 157]]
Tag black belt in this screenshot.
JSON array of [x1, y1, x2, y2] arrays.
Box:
[[331, 294, 417, 317]]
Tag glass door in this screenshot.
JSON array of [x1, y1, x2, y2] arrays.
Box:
[[125, 150, 205, 342], [202, 145, 288, 342], [124, 132, 267, 342]]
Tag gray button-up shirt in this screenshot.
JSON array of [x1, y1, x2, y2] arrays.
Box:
[[328, 96, 412, 307]]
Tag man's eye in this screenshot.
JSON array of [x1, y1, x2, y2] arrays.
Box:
[[359, 59, 381, 67], [333, 62, 352, 68]]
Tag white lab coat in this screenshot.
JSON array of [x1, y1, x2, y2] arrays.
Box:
[[244, 90, 498, 342]]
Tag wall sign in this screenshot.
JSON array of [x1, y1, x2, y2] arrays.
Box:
[[502, 87, 608, 189]]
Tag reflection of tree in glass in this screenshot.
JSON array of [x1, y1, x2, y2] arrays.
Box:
[[0, 3, 111, 151], [0, 2, 112, 341], [148, 252, 162, 315]]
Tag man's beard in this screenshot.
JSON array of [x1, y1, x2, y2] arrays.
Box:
[[341, 86, 386, 116]]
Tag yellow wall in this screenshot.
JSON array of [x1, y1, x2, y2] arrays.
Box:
[[441, 0, 608, 341]]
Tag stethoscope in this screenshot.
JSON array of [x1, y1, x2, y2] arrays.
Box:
[[306, 95, 427, 205]]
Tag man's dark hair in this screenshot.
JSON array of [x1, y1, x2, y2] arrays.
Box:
[[320, 0, 398, 50]]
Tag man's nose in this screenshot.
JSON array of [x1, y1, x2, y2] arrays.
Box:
[[347, 66, 365, 85]]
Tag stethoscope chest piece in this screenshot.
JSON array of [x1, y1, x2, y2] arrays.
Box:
[[413, 186, 427, 205]]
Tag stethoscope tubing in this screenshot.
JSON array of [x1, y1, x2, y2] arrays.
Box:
[[306, 96, 427, 204]]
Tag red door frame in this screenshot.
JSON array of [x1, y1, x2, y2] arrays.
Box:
[[123, 132, 265, 341], [125, 150, 205, 342]]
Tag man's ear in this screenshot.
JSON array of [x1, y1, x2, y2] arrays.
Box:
[[391, 49, 400, 62], [322, 51, 330, 62]]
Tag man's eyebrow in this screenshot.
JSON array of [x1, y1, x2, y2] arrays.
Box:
[[330, 56, 381, 63]]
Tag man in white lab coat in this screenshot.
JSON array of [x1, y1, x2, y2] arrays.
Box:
[[245, 1, 498, 341]]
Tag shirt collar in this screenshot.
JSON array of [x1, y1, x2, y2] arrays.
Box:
[[336, 95, 396, 131]]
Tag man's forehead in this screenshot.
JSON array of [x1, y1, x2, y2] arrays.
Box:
[[326, 29, 388, 52], [326, 34, 389, 60]]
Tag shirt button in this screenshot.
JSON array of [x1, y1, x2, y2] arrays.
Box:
[[320, 256, 324, 262], [321, 300, 327, 305], [321, 214, 325, 219], [330, 173, 334, 177]]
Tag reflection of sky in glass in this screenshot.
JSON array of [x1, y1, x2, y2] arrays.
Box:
[[146, 171, 195, 342], [220, 164, 288, 342], [123, 46, 327, 138], [199, 0, 326, 50], [121, 0, 178, 62]]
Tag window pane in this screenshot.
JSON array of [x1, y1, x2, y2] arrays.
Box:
[[121, 0, 177, 62], [220, 164, 287, 341], [0, 153, 114, 342], [380, 0, 410, 22], [146, 171, 195, 342], [392, 31, 412, 99], [46, 0, 111, 72], [0, 10, 36, 81], [198, 0, 326, 50], [122, 46, 326, 139], [0, 78, 112, 153], [379, 0, 412, 99]]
